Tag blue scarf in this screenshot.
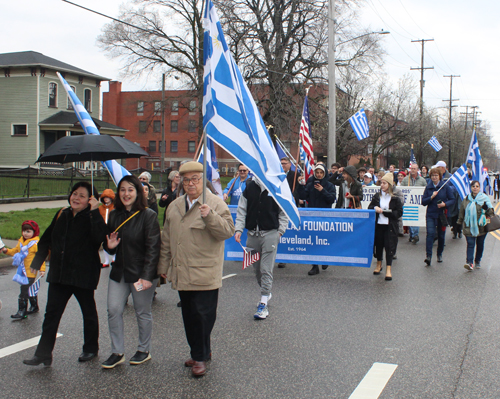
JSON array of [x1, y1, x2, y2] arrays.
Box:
[[464, 192, 492, 237]]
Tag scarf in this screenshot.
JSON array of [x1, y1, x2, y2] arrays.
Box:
[[464, 192, 492, 237]]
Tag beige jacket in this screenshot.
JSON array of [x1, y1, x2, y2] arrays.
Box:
[[158, 192, 235, 291]]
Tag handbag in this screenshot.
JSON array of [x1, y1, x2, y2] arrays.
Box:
[[485, 214, 500, 232], [439, 212, 449, 227]]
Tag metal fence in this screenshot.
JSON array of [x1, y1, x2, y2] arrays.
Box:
[[0, 166, 170, 200]]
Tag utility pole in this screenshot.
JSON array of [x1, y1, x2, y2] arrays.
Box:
[[442, 75, 460, 166], [410, 39, 434, 165], [460, 105, 472, 160], [161, 73, 166, 187], [327, 0, 336, 165]]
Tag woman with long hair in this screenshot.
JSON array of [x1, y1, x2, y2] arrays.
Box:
[[421, 167, 455, 266], [368, 173, 403, 281], [23, 182, 107, 366], [457, 180, 494, 271], [102, 175, 161, 369], [421, 165, 430, 183]]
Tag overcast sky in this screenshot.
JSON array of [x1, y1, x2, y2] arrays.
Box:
[[3, 0, 500, 146]]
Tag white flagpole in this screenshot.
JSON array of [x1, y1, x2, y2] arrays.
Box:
[[202, 129, 208, 204]]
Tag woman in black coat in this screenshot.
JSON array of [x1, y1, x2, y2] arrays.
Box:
[[24, 182, 107, 366], [298, 164, 336, 275], [102, 175, 161, 369], [368, 173, 403, 281]]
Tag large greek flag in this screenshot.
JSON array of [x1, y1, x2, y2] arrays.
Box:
[[466, 129, 488, 192], [449, 164, 471, 201], [428, 136, 442, 152], [56, 72, 131, 185], [197, 136, 223, 198], [203, 0, 300, 227], [349, 109, 369, 140]]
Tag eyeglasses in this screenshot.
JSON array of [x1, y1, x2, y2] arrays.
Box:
[[239, 169, 248, 173], [183, 176, 201, 185]]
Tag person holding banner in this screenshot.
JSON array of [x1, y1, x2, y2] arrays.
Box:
[[336, 165, 363, 209], [457, 180, 494, 271], [297, 164, 336, 275], [159, 162, 234, 377], [368, 173, 403, 281], [223, 164, 250, 205], [422, 167, 455, 266]]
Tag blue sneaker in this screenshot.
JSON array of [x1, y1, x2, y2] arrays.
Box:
[[254, 303, 269, 320]]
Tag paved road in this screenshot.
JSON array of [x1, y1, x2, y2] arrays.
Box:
[[1, 226, 500, 398]]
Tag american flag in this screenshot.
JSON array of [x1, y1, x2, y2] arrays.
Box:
[[299, 96, 314, 180], [242, 247, 260, 270], [28, 276, 41, 297], [428, 136, 442, 152], [349, 109, 369, 140], [410, 147, 417, 165]]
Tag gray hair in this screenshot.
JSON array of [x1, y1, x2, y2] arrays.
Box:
[[138, 171, 151, 182], [168, 170, 179, 181]]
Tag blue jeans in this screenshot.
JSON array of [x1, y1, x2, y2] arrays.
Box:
[[409, 226, 419, 238], [466, 234, 487, 264], [426, 217, 446, 258]]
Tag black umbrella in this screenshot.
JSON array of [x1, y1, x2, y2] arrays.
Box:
[[36, 134, 149, 187]]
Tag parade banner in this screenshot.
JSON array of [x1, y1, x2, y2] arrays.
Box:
[[361, 186, 426, 227], [225, 206, 376, 267]]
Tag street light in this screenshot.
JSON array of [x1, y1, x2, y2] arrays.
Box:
[[327, 0, 389, 165]]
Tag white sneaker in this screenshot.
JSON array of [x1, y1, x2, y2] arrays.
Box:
[[254, 303, 269, 319]]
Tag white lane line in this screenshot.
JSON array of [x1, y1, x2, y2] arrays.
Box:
[[0, 333, 63, 359], [222, 274, 237, 280], [349, 362, 398, 399]]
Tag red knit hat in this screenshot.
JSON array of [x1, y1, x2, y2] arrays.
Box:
[[22, 220, 40, 237]]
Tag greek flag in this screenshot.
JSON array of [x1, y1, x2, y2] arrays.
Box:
[[348, 109, 369, 140], [449, 164, 471, 201], [466, 129, 488, 192], [428, 136, 442, 152], [56, 72, 131, 186], [203, 0, 300, 227], [28, 276, 41, 297], [197, 136, 223, 198]]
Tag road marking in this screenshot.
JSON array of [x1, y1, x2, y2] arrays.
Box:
[[222, 273, 237, 280], [349, 362, 398, 399], [0, 333, 63, 359]]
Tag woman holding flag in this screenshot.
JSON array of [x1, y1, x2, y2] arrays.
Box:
[[457, 180, 494, 271]]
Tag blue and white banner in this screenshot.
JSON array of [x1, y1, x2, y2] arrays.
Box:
[[349, 109, 369, 141], [225, 206, 375, 267], [428, 136, 442, 152]]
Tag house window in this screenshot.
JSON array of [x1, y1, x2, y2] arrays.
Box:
[[189, 100, 197, 112], [188, 120, 196, 132], [188, 141, 196, 153], [68, 86, 76, 109], [154, 101, 162, 115], [137, 101, 144, 115], [139, 120, 147, 133], [172, 100, 179, 112], [48, 82, 57, 107], [84, 89, 92, 112], [12, 124, 28, 136], [153, 120, 161, 133], [170, 141, 178, 153], [171, 120, 178, 133], [149, 141, 156, 152]]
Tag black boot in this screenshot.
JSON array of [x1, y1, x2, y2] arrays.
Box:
[[11, 298, 28, 320], [308, 265, 320, 275], [26, 296, 39, 314]]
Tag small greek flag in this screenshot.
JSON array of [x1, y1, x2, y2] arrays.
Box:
[[28, 276, 42, 297], [428, 136, 442, 152], [449, 164, 471, 201], [348, 109, 369, 141]]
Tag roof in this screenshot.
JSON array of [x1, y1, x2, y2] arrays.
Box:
[[39, 111, 127, 134], [0, 51, 109, 81]]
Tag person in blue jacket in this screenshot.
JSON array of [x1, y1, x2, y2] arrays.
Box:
[[421, 167, 455, 266], [298, 164, 336, 275], [223, 164, 250, 205]]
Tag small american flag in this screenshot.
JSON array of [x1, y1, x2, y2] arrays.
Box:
[[28, 276, 41, 297], [242, 247, 260, 270]]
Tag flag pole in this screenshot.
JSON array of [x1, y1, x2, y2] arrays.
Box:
[[194, 130, 206, 161], [202, 129, 208, 204], [292, 139, 301, 194]]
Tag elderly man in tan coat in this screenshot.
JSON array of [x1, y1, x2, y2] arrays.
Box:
[[158, 161, 234, 378]]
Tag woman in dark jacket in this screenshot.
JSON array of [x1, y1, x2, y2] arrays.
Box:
[[298, 164, 336, 275], [368, 173, 403, 281], [336, 165, 363, 209], [421, 167, 455, 266], [142, 182, 159, 214], [23, 182, 107, 366], [159, 170, 180, 225], [102, 175, 161, 369]]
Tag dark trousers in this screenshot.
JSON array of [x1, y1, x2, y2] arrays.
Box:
[[374, 224, 394, 266], [35, 283, 99, 358], [179, 289, 218, 362], [19, 277, 35, 299], [426, 216, 446, 258]]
